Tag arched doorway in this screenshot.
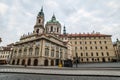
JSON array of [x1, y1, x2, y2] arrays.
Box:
[[44, 59, 48, 66], [102, 58, 105, 62], [17, 59, 20, 65], [51, 60, 54, 66], [27, 59, 31, 66], [12, 60, 15, 65], [34, 59, 38, 66], [22, 59, 25, 65]]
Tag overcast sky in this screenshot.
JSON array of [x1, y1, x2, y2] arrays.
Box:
[[0, 0, 120, 46]]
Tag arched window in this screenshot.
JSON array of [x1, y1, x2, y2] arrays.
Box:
[[39, 19, 41, 23], [29, 48, 33, 55], [14, 50, 17, 57], [18, 49, 22, 56], [51, 50, 54, 57], [24, 48, 27, 55], [51, 26, 53, 32], [45, 48, 49, 56], [57, 27, 59, 32], [106, 52, 109, 56], [35, 47, 39, 55], [81, 53, 83, 56], [36, 29, 39, 33]]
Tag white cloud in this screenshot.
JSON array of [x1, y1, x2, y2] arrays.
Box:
[[45, 0, 59, 8], [0, 2, 8, 15], [0, 0, 120, 46], [106, 1, 120, 9]]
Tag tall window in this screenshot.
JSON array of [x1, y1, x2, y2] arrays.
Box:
[[57, 27, 59, 32], [75, 41, 77, 44], [90, 46, 92, 49], [105, 46, 108, 49], [18, 49, 22, 56], [39, 19, 41, 23], [45, 48, 49, 56], [85, 47, 87, 50], [80, 41, 82, 44], [24, 48, 27, 55], [104, 41, 107, 44], [36, 29, 39, 33], [35, 47, 39, 55], [51, 26, 53, 32], [51, 50, 54, 57], [94, 41, 96, 44], [14, 50, 17, 57], [90, 41, 92, 44], [75, 47, 77, 50], [56, 51, 59, 58], [80, 47, 82, 50], [91, 52, 93, 56], [100, 46, 102, 49], [81, 53, 83, 56], [95, 46, 97, 49], [29, 48, 33, 55], [101, 52, 104, 56], [86, 52, 88, 56], [96, 52, 98, 56], [106, 52, 109, 56]]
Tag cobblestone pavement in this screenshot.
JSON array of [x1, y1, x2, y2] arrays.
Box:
[[73, 62, 120, 68], [0, 73, 120, 80], [0, 68, 120, 76]]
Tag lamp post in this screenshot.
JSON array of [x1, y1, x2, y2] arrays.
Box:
[[75, 53, 78, 68]]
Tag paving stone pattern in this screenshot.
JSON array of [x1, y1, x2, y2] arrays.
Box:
[[0, 73, 120, 80]]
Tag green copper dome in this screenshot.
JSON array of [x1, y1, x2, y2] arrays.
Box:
[[47, 14, 60, 23], [38, 7, 44, 17]]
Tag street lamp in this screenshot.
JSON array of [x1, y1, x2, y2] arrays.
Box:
[[75, 53, 78, 68]]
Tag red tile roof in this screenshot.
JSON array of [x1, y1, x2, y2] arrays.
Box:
[[60, 33, 111, 37]]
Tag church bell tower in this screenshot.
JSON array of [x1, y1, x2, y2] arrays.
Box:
[[34, 7, 45, 34]]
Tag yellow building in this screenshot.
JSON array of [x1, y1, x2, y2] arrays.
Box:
[[0, 46, 12, 64], [60, 31, 116, 63]]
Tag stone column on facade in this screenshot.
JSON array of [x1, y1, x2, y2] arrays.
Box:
[[54, 45, 56, 66], [27, 47, 29, 56], [38, 41, 41, 56], [49, 42, 51, 60], [25, 58, 28, 65], [21, 47, 24, 57], [16, 48, 19, 58], [15, 59, 17, 65], [41, 40, 45, 57], [48, 59, 51, 66], [31, 58, 34, 66], [19, 59, 22, 65], [33, 45, 36, 57]]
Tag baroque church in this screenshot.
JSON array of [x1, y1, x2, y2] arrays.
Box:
[[10, 7, 71, 66], [10, 7, 116, 66]]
